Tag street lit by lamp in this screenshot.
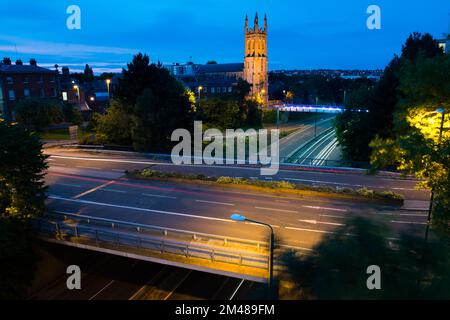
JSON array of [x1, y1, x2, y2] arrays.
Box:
[[90, 97, 95, 101]]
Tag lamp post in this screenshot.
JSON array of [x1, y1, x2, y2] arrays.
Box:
[[198, 86, 203, 101], [106, 79, 111, 98], [230, 213, 275, 298], [73, 85, 80, 104], [426, 107, 446, 241]]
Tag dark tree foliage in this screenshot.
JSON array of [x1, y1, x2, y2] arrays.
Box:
[[0, 121, 47, 299], [335, 32, 443, 162], [281, 217, 450, 300], [401, 32, 443, 62], [83, 64, 94, 82], [99, 53, 194, 152], [0, 121, 48, 218], [0, 218, 38, 299]]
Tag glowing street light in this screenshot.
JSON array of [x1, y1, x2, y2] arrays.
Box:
[[73, 85, 80, 104], [106, 79, 111, 98], [230, 213, 275, 298]]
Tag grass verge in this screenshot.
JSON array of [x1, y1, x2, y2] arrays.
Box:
[[127, 169, 404, 205]]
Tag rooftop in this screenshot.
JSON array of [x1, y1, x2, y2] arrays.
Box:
[[0, 63, 56, 74], [197, 63, 244, 74]]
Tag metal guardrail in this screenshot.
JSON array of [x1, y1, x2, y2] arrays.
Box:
[[47, 212, 269, 250], [36, 213, 271, 271]]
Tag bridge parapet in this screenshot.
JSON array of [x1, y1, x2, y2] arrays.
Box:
[[35, 213, 310, 282]]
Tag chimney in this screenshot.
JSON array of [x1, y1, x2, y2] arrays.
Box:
[[2, 57, 12, 65], [29, 58, 37, 66], [15, 59, 23, 65]]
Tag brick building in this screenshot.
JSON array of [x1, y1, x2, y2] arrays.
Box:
[[0, 58, 58, 121]]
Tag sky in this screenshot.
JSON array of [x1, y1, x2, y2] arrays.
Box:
[[0, 0, 449, 73]]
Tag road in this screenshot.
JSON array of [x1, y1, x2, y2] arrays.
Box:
[[45, 147, 429, 202], [44, 148, 429, 251], [32, 244, 264, 300], [278, 115, 338, 162]]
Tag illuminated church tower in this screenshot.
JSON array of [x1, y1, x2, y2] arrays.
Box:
[[244, 13, 268, 106]]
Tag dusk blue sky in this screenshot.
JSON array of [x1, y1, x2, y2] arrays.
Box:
[[0, 0, 449, 73]]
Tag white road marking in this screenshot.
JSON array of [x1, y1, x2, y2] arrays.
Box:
[[255, 206, 298, 214], [399, 213, 428, 217], [390, 220, 427, 225], [302, 205, 347, 212], [49, 195, 235, 223], [196, 200, 235, 206], [298, 219, 345, 226], [72, 181, 115, 199], [76, 166, 101, 170], [320, 214, 346, 219], [100, 188, 127, 194], [142, 193, 177, 199], [53, 183, 83, 188], [229, 279, 245, 300], [285, 226, 336, 234], [89, 280, 115, 300], [163, 270, 192, 300]]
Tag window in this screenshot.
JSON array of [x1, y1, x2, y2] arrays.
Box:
[[62, 92, 68, 101], [24, 77, 29, 83], [8, 90, 15, 100], [40, 88, 45, 97], [228, 87, 232, 93], [203, 87, 207, 93], [211, 87, 215, 94], [52, 87, 57, 97], [24, 88, 30, 97], [6, 77, 13, 84]]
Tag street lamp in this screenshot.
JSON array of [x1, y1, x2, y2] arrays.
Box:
[[426, 107, 446, 241], [230, 213, 275, 298], [106, 79, 111, 98], [73, 85, 80, 104], [198, 86, 203, 101]]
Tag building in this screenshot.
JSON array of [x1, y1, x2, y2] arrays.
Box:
[[166, 13, 269, 106], [244, 13, 269, 106], [0, 58, 58, 121], [438, 37, 450, 54]]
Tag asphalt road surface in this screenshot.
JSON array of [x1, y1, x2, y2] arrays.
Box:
[[44, 148, 429, 251], [32, 244, 265, 300]]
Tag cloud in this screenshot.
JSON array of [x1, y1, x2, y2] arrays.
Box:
[[0, 35, 137, 59]]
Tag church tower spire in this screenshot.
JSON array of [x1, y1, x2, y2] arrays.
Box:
[[245, 14, 248, 32], [254, 12, 259, 31]]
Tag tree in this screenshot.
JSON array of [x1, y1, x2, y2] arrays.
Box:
[[61, 102, 82, 125], [371, 54, 450, 231], [98, 53, 195, 152], [14, 99, 64, 131], [93, 100, 132, 146], [335, 32, 443, 162], [281, 217, 450, 299], [0, 120, 47, 298], [199, 98, 241, 130], [0, 120, 48, 218], [83, 64, 94, 82], [0, 120, 47, 300], [0, 218, 38, 299]]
